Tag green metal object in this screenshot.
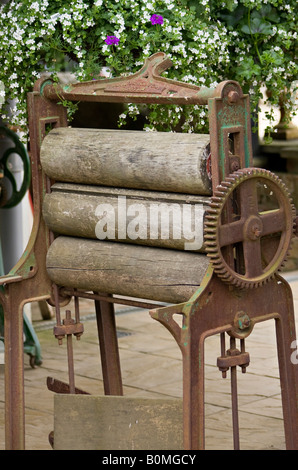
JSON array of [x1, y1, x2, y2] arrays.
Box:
[[0, 126, 31, 208], [0, 126, 41, 367]]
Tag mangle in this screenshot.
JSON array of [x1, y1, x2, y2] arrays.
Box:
[[0, 52, 297, 450]]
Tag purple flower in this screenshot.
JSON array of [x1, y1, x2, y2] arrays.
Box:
[[150, 14, 164, 25], [105, 35, 120, 45]]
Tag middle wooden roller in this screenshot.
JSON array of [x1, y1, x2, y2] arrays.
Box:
[[43, 183, 210, 252]]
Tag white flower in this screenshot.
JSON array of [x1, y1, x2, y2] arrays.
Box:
[[30, 2, 39, 11]]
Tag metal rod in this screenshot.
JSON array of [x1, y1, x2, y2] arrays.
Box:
[[74, 289, 80, 324], [240, 338, 247, 373], [61, 288, 165, 310], [65, 310, 76, 394], [230, 337, 240, 450], [220, 332, 227, 378], [53, 283, 61, 326]]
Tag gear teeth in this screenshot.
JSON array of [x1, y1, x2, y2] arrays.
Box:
[[206, 211, 218, 217], [204, 167, 295, 289], [204, 223, 217, 229], [214, 190, 226, 198]]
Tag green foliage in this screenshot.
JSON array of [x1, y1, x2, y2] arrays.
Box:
[[0, 0, 297, 138]]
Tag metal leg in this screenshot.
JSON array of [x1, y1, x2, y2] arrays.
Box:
[[275, 305, 298, 449], [3, 293, 25, 450], [94, 295, 123, 396], [182, 326, 205, 450], [151, 271, 298, 450]]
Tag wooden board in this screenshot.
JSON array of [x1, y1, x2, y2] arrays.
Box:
[[54, 395, 183, 450], [40, 128, 211, 195], [46, 236, 210, 304]]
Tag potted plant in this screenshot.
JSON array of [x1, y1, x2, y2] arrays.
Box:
[[0, 0, 297, 141]]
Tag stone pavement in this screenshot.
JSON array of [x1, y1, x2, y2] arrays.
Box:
[[0, 271, 297, 451]]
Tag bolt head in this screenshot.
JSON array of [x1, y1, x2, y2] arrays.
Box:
[[238, 314, 251, 330], [228, 90, 239, 103]]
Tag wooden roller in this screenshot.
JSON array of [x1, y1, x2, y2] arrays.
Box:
[[46, 236, 210, 304], [40, 128, 211, 195], [43, 183, 210, 252]]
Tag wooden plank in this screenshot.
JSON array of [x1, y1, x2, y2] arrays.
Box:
[[40, 128, 211, 195], [46, 236, 210, 304], [54, 395, 183, 450]]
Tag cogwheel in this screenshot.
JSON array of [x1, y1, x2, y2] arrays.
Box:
[[204, 168, 296, 289]]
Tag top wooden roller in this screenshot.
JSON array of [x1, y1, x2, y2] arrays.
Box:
[[40, 128, 212, 196]]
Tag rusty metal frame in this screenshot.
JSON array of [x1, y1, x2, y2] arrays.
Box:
[[0, 52, 297, 450], [151, 266, 298, 449]]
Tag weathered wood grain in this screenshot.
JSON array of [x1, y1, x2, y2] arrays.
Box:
[[46, 236, 210, 303], [43, 183, 209, 252], [54, 395, 183, 450], [40, 128, 211, 195]]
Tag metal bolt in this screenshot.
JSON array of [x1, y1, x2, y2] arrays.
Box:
[[237, 313, 251, 330], [228, 90, 239, 103], [252, 225, 261, 238], [230, 161, 239, 172]]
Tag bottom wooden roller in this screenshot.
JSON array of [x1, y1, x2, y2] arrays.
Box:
[[46, 236, 210, 304]]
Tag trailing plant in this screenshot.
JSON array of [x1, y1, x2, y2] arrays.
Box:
[[0, 0, 297, 141]]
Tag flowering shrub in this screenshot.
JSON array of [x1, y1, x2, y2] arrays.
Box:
[[0, 0, 297, 139]]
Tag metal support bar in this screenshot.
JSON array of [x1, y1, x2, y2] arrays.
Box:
[[94, 295, 123, 396], [60, 287, 165, 310]]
